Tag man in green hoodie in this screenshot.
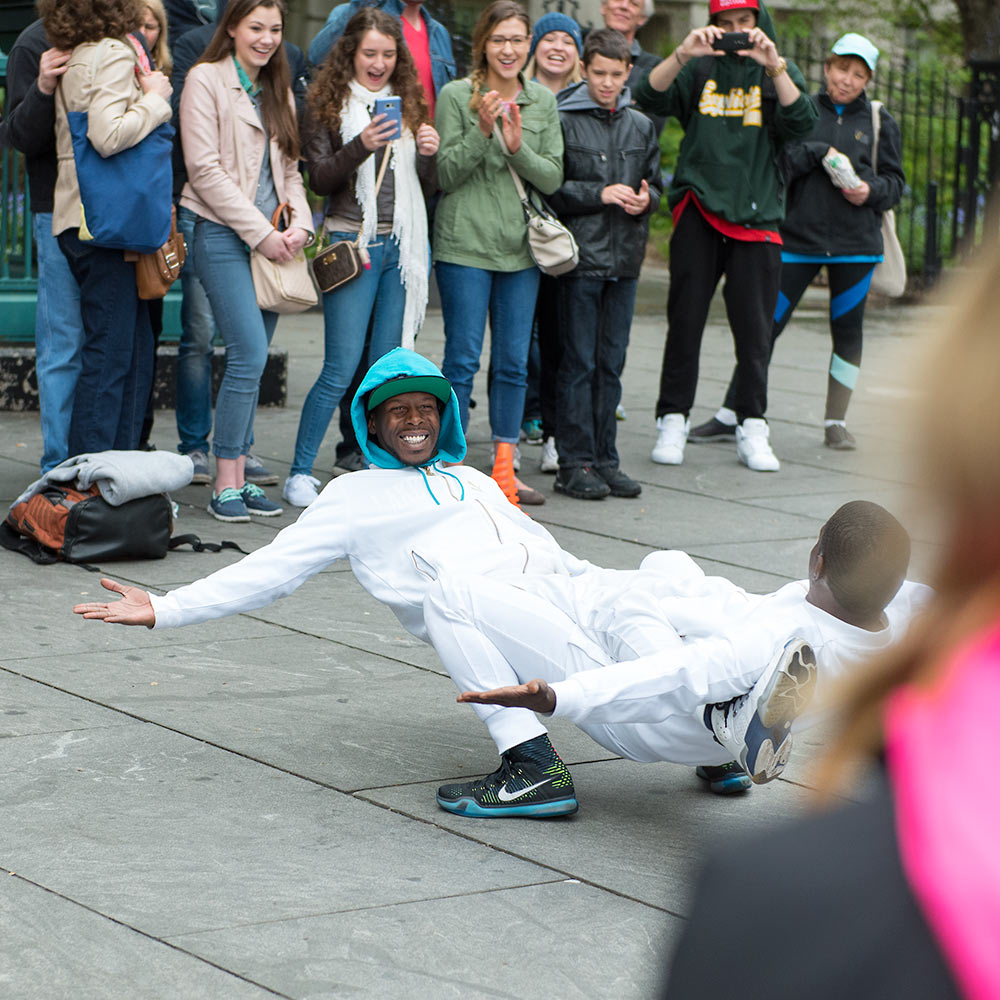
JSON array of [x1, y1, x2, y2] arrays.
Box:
[[633, 0, 816, 473]]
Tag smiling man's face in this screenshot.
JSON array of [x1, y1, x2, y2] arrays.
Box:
[[367, 391, 442, 466]]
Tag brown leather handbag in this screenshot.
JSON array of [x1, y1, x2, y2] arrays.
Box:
[[310, 234, 364, 293], [125, 205, 186, 300], [310, 144, 392, 294]]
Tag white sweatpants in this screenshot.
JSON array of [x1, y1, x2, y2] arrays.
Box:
[[423, 572, 753, 765]]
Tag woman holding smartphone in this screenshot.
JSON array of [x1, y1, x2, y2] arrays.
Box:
[[179, 0, 313, 521], [283, 7, 438, 508], [434, 1, 563, 506]]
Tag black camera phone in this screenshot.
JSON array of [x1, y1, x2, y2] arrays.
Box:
[[712, 31, 753, 52]]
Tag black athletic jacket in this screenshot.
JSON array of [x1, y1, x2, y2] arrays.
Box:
[[780, 89, 904, 257], [548, 82, 662, 280], [4, 20, 58, 214]]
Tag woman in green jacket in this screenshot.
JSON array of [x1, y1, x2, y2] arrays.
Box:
[[433, 0, 563, 504]]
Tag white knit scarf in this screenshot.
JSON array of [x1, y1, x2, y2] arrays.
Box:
[[340, 78, 427, 348]]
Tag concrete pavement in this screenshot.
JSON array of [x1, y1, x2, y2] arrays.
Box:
[[0, 270, 933, 999]]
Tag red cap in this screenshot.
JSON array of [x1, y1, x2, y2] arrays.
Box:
[[709, 0, 759, 14]]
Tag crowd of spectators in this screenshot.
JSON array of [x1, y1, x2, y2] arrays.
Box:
[[1, 0, 903, 519]]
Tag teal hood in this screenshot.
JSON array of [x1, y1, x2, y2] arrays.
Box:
[[352, 349, 467, 468]]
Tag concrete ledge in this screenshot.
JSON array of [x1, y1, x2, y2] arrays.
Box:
[[0, 345, 287, 412]]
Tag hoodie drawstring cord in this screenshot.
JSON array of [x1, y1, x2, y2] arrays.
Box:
[[417, 465, 440, 505], [416, 462, 466, 504], [435, 463, 466, 501]]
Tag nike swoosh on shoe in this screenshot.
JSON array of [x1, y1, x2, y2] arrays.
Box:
[[497, 778, 552, 802]]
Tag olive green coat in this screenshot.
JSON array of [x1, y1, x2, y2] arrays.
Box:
[[433, 76, 563, 271]]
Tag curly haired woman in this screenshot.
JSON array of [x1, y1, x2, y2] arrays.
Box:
[[40, 0, 173, 455], [282, 7, 438, 508]]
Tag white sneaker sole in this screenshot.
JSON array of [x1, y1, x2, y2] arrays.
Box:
[[742, 641, 817, 784]]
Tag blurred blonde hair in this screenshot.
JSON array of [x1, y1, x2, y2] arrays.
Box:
[[141, 0, 172, 76], [819, 232, 1000, 794]]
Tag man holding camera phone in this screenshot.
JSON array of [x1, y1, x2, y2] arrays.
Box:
[[633, 0, 816, 473]]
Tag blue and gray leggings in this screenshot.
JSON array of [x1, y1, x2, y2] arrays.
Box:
[[723, 260, 875, 422]]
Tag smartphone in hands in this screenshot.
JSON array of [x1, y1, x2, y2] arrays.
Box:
[[373, 96, 402, 139], [712, 31, 753, 52]]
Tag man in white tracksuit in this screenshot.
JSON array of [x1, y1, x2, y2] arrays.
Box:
[[426, 500, 929, 817], [74, 351, 916, 820]]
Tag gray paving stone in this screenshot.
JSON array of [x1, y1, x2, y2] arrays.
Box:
[[0, 670, 137, 739], [365, 757, 811, 913], [0, 877, 278, 1000], [3, 725, 569, 940], [6, 637, 614, 789], [165, 879, 678, 1000]]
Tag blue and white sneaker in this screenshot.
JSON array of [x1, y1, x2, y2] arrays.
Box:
[[208, 487, 250, 523], [695, 761, 752, 795], [707, 639, 817, 785], [240, 482, 283, 517], [437, 734, 578, 818]]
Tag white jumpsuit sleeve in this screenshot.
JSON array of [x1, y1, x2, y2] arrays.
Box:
[[150, 483, 353, 628], [550, 613, 803, 727]]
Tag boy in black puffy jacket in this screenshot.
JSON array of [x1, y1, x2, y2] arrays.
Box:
[[548, 28, 662, 501]]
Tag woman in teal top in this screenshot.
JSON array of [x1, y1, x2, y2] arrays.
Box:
[[433, 0, 563, 504]]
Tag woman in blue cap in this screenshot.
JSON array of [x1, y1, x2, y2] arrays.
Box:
[[524, 12, 583, 95], [691, 32, 905, 452], [519, 12, 584, 473]]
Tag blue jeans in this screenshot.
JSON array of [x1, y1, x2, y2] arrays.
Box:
[[437, 262, 540, 442], [556, 277, 637, 469], [191, 218, 277, 460], [290, 233, 404, 476], [57, 228, 154, 454], [34, 213, 85, 472], [175, 205, 217, 455]]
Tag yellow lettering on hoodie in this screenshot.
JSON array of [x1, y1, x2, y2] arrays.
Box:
[[697, 80, 763, 128]]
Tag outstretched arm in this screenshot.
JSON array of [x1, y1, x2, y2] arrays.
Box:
[[74, 578, 155, 626], [457, 679, 556, 715]]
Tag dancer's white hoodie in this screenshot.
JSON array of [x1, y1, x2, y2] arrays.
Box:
[[151, 349, 591, 640]]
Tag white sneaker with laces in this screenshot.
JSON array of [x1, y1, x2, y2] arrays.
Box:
[[283, 474, 320, 507], [651, 413, 689, 465], [540, 436, 559, 473], [736, 418, 780, 472], [708, 638, 817, 784]]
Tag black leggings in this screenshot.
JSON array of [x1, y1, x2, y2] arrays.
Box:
[[722, 260, 875, 420]]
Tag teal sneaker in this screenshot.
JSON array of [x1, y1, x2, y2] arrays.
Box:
[[520, 418, 544, 444], [208, 487, 250, 523], [437, 734, 578, 818], [695, 762, 752, 795], [240, 482, 283, 517]]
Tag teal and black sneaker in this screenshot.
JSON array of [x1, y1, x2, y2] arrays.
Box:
[[437, 734, 578, 818], [695, 761, 752, 795]]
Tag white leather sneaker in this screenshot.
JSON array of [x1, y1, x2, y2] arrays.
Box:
[[539, 436, 559, 473], [651, 414, 689, 465], [282, 474, 320, 508], [736, 418, 780, 472]]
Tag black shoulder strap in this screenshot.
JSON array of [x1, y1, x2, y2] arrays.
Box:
[[168, 534, 249, 556], [0, 521, 59, 564]]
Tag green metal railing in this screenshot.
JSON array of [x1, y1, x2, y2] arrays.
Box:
[[1, 47, 42, 342]]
